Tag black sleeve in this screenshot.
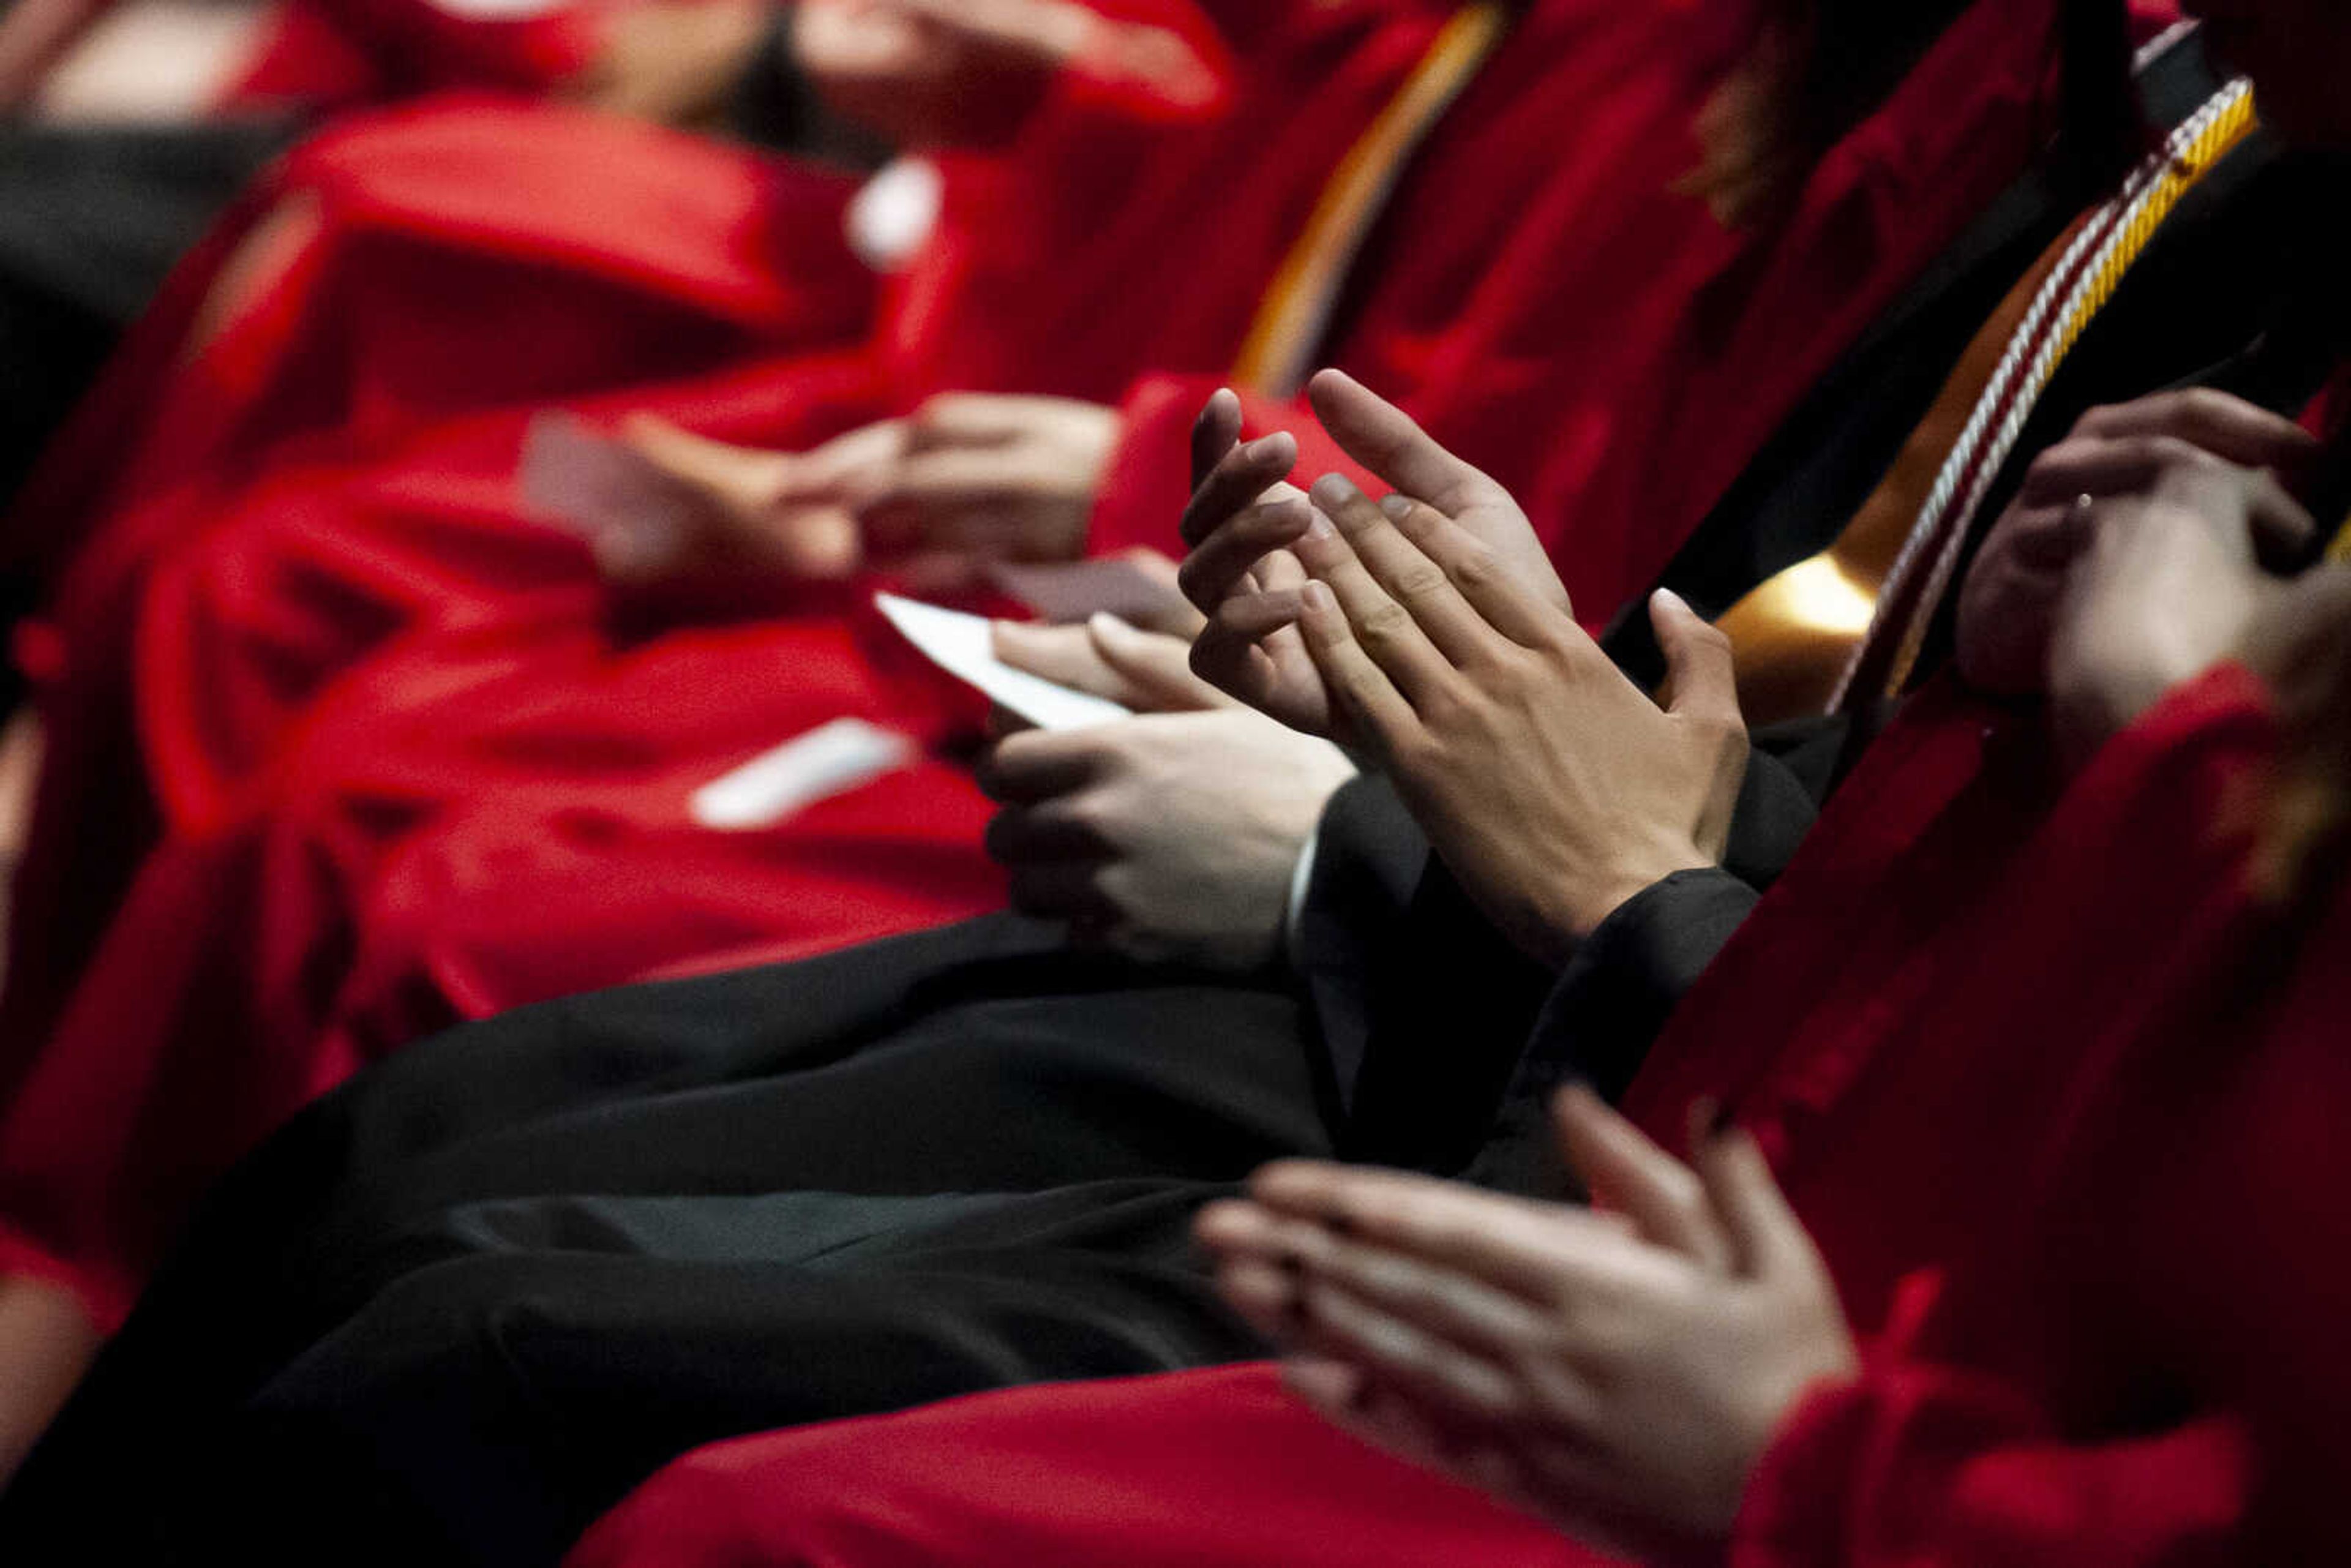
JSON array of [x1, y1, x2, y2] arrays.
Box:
[[1301, 717, 1844, 1180], [1289, 774, 1432, 1117], [1457, 716, 1845, 1199]]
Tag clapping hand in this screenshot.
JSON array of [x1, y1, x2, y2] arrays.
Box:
[[1958, 389, 2320, 701], [1197, 1088, 1858, 1566], [980, 613, 1356, 970], [1178, 372, 1569, 740]]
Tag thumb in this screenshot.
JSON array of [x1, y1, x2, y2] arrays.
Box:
[[624, 415, 793, 511], [1087, 613, 1228, 711], [1651, 588, 1742, 729]]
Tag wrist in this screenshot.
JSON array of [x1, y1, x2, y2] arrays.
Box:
[[1553, 852, 1715, 957]]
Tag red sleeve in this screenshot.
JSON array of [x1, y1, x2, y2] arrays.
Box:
[[232, 0, 602, 107], [1736, 1353, 2251, 1568], [1086, 373, 1373, 560]]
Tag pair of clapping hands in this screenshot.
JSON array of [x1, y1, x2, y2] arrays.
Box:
[[988, 369, 1753, 973]]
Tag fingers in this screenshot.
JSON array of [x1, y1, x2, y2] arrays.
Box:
[[1205, 1199, 1603, 1434], [2074, 389, 2321, 476], [1297, 580, 1425, 741], [989, 618, 1214, 710], [1648, 589, 1743, 732], [2019, 433, 2227, 507], [1204, 1204, 1553, 1430], [1297, 478, 1494, 667], [792, 417, 909, 496], [1188, 595, 1313, 718], [852, 447, 1038, 518], [1286, 1269, 1552, 1429], [1182, 432, 1299, 548], [908, 392, 1046, 447], [1177, 489, 1316, 616], [1550, 1086, 1731, 1272], [2021, 422, 2319, 560], [990, 620, 1129, 700], [1688, 1120, 1813, 1284], [1087, 612, 1228, 710], [624, 415, 793, 508], [1374, 494, 1559, 648], [972, 729, 1104, 803], [1243, 1160, 1654, 1308], [767, 508, 865, 580], [1191, 388, 1244, 493], [2155, 462, 2321, 571], [1306, 369, 1505, 519]]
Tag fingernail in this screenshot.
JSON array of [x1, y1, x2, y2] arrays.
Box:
[[1247, 433, 1294, 464], [1302, 580, 1335, 613], [1379, 494, 1414, 520], [1301, 512, 1336, 544], [1653, 586, 1692, 616], [1310, 473, 1363, 511], [1088, 611, 1130, 640]]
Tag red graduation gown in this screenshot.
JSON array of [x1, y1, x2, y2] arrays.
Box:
[[568, 664, 2344, 1568], [0, 0, 2068, 1322]]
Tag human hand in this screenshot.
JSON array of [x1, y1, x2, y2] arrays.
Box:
[[988, 597, 1213, 714], [1180, 372, 1569, 738], [1958, 390, 2319, 699], [975, 636, 1357, 970], [588, 414, 904, 614], [2050, 452, 2345, 765], [790, 0, 1092, 148], [849, 394, 1122, 588], [1265, 472, 1745, 966], [574, 0, 774, 128], [1196, 1088, 1857, 1566]]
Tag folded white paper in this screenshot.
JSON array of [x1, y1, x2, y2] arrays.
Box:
[[690, 718, 919, 832], [875, 593, 1132, 732]]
